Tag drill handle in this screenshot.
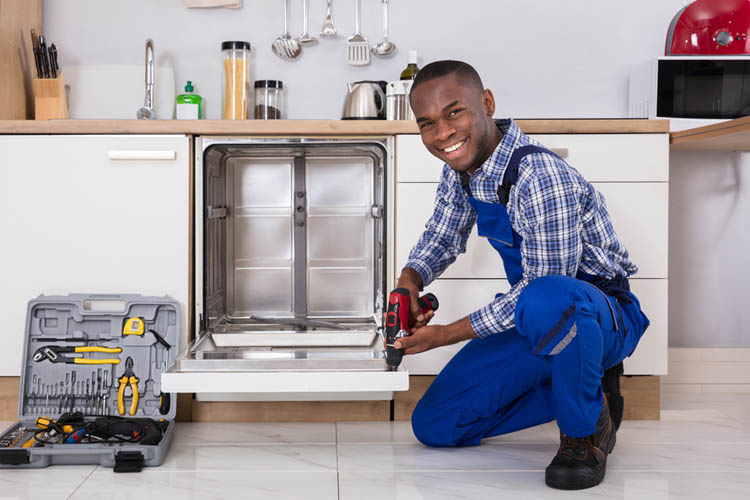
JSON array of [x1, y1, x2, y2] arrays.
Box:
[[386, 288, 411, 336]]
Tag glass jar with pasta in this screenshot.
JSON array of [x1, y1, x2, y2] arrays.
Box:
[[221, 41, 251, 119]]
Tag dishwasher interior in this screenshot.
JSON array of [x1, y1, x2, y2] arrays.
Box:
[[174, 138, 393, 373]]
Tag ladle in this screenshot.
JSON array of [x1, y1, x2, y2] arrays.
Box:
[[371, 0, 396, 57], [298, 0, 318, 45]]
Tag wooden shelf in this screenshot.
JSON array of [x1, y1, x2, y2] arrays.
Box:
[[0, 118, 668, 136], [670, 116, 750, 151]]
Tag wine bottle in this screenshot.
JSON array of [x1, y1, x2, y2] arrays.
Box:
[[400, 51, 420, 80]]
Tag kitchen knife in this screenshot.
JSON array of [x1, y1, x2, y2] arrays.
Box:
[[30, 29, 43, 78], [49, 44, 58, 78], [30, 29, 40, 48], [32, 46, 43, 79], [39, 35, 50, 78]]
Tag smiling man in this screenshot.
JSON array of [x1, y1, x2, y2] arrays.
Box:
[[393, 60, 650, 490]]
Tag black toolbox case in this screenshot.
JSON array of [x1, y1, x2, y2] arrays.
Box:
[[0, 294, 179, 471]]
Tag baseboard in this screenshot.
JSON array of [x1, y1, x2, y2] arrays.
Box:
[[394, 375, 661, 421], [663, 347, 750, 392], [0, 374, 663, 422]]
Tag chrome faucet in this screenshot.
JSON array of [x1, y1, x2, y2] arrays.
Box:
[[136, 38, 156, 119]]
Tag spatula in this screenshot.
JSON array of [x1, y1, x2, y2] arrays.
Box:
[[347, 0, 370, 65]]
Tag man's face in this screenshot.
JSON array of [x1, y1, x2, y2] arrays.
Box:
[[411, 74, 500, 174]]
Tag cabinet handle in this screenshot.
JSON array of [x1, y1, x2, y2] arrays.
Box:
[[108, 150, 176, 161]]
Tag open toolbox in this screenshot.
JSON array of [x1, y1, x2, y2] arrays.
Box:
[[0, 294, 179, 471]]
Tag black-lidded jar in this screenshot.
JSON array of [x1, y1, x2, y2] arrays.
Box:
[[254, 80, 284, 119], [222, 41, 251, 119]]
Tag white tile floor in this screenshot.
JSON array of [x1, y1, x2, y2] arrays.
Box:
[[1, 391, 749, 499]]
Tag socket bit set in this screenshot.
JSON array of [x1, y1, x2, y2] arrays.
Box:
[[23, 369, 112, 417]]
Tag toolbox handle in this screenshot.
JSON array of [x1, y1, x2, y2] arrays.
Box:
[[108, 150, 176, 161], [82, 295, 128, 313]]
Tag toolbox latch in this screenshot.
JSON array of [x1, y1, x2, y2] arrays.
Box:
[[0, 449, 30, 465], [114, 451, 145, 473]]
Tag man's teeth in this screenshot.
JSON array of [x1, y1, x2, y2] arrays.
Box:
[[443, 140, 465, 153]]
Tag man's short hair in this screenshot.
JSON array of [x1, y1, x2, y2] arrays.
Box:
[[410, 60, 484, 96]]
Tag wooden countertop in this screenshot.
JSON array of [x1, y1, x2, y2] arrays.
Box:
[[0, 119, 668, 135], [670, 117, 750, 152]]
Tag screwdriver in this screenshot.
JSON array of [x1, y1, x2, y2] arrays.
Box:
[[36, 416, 73, 434]]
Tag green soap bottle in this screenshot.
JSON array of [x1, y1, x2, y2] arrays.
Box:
[[175, 80, 203, 119]]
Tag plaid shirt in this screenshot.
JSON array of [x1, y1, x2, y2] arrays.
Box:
[[405, 119, 638, 337]]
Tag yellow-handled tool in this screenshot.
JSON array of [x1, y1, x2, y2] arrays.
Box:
[[32, 345, 122, 365], [117, 356, 139, 416], [35, 416, 73, 434], [21, 434, 37, 448]]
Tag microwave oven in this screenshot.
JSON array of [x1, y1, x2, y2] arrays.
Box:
[[630, 56, 750, 129]]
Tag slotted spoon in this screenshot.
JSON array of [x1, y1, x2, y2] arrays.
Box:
[[346, 0, 369, 65], [272, 0, 301, 60]]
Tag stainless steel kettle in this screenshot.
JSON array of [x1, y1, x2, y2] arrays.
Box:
[[341, 80, 387, 119]]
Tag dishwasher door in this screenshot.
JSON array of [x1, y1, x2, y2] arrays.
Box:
[[162, 137, 408, 395]]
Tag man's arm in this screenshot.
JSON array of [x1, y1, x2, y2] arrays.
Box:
[[404, 155, 585, 351]]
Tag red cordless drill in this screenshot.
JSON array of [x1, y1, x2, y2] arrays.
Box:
[[385, 288, 439, 370]]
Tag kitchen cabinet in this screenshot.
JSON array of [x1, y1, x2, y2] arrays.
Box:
[[0, 135, 190, 376], [395, 132, 669, 376]]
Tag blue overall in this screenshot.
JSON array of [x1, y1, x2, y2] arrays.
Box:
[[411, 146, 650, 445]]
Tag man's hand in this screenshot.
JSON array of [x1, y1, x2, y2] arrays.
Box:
[[394, 317, 478, 355], [394, 324, 445, 355], [396, 267, 434, 329]]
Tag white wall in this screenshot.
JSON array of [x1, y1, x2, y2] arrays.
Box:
[[43, 0, 750, 347], [43, 0, 684, 119], [669, 152, 750, 347]]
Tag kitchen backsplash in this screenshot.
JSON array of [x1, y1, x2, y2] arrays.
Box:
[[42, 0, 689, 120]]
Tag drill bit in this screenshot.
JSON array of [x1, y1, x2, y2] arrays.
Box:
[[70, 371, 77, 412], [97, 370, 102, 414], [103, 369, 109, 415]]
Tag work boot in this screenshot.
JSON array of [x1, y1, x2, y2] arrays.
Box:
[[601, 362, 624, 431], [545, 396, 616, 490]]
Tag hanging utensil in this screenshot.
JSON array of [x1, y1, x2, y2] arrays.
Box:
[[346, 0, 370, 65], [298, 0, 318, 45], [320, 0, 338, 37], [272, 0, 302, 60], [372, 0, 396, 57]]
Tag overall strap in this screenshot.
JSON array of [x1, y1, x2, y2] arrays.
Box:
[[460, 172, 472, 197], [498, 145, 557, 206]]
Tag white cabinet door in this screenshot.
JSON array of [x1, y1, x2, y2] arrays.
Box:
[[623, 279, 668, 375], [0, 135, 190, 376], [396, 134, 669, 183], [397, 182, 668, 279], [528, 134, 669, 182], [402, 278, 666, 376]]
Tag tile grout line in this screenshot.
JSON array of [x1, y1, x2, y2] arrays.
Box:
[[66, 465, 98, 499], [335, 422, 341, 500]]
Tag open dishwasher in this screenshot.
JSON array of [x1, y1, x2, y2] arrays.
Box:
[[161, 137, 407, 398]]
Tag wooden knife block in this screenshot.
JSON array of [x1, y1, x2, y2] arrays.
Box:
[[33, 70, 68, 120]]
